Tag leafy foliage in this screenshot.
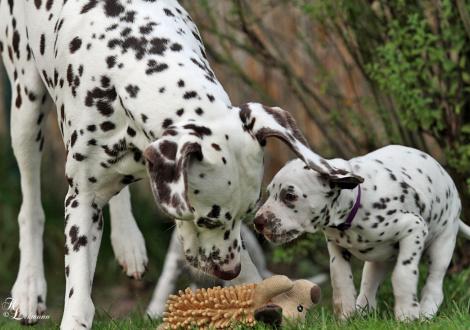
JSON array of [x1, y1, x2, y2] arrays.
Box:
[[366, 1, 470, 192]]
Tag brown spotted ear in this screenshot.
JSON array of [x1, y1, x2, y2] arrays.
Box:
[[239, 102, 364, 187], [144, 131, 203, 220]]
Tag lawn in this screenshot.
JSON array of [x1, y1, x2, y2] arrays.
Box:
[[1, 269, 468, 329]]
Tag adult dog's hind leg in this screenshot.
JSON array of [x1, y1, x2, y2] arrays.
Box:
[[147, 230, 184, 318], [109, 186, 148, 279], [7, 49, 50, 324]]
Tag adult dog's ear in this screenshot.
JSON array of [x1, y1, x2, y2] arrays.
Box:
[[239, 103, 363, 188], [144, 130, 203, 220]]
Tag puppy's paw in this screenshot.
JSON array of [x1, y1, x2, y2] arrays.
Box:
[[334, 299, 356, 320], [395, 302, 420, 321], [419, 299, 439, 319], [355, 294, 376, 314]]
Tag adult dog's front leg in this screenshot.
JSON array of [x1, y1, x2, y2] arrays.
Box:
[[327, 241, 356, 319], [61, 189, 104, 330], [392, 214, 427, 321]]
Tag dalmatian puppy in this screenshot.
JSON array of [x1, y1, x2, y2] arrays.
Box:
[[0, 0, 360, 328], [254, 145, 470, 321]]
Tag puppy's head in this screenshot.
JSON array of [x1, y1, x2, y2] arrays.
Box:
[[145, 103, 362, 280], [254, 159, 359, 244]]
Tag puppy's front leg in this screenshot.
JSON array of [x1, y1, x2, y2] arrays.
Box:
[[327, 241, 356, 319], [60, 189, 104, 330]]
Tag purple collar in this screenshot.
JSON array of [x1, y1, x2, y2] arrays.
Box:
[[335, 185, 361, 231]]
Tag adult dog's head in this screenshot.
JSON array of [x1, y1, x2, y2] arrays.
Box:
[[144, 102, 363, 280]]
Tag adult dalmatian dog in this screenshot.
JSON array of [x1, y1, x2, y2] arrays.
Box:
[[254, 145, 470, 321], [0, 0, 361, 328]]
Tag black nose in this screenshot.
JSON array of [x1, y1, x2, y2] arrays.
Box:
[[254, 215, 266, 232], [212, 263, 241, 280]]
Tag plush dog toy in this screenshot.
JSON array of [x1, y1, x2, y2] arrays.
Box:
[[159, 275, 321, 329]]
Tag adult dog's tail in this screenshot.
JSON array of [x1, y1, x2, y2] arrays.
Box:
[[459, 220, 470, 239]]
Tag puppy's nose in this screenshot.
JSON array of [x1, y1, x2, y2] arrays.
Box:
[[254, 215, 266, 233], [213, 263, 241, 280]]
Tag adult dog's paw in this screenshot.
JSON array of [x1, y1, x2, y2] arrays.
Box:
[[10, 270, 47, 325], [111, 222, 148, 279], [60, 297, 95, 330]]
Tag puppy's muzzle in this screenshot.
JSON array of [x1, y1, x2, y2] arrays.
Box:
[[254, 211, 276, 233]]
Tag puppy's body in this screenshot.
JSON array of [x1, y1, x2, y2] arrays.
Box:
[[255, 145, 470, 320], [324, 145, 460, 262]]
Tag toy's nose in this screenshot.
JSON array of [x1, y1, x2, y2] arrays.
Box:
[[311, 284, 321, 304], [254, 214, 266, 233], [212, 263, 241, 281]]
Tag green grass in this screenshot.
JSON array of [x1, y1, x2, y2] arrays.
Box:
[[0, 302, 468, 329], [0, 269, 469, 329]]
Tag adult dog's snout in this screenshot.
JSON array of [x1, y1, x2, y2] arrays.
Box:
[[212, 263, 241, 280]]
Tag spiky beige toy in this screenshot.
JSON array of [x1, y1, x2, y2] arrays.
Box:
[[159, 275, 321, 329]]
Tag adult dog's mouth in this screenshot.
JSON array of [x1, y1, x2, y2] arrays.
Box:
[[212, 263, 241, 280], [185, 254, 241, 280], [264, 229, 301, 245]]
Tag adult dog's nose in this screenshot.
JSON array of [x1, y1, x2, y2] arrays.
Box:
[[213, 263, 241, 280], [254, 214, 266, 233]]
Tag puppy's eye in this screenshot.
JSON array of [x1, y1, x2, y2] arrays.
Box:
[[297, 304, 304, 312], [285, 192, 297, 201]]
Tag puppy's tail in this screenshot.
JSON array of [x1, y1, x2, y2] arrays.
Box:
[[459, 220, 470, 239]]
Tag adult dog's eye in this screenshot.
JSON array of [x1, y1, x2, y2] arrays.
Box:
[[285, 192, 297, 201], [297, 304, 304, 312]]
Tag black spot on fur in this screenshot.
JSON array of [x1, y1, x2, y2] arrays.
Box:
[[100, 121, 116, 131], [207, 205, 221, 218], [104, 0, 124, 17], [40, 34, 46, 55], [69, 37, 82, 53], [81, 0, 98, 13]]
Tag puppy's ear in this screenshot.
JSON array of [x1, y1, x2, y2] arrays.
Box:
[[328, 176, 361, 190], [239, 103, 363, 187], [144, 129, 204, 220]]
